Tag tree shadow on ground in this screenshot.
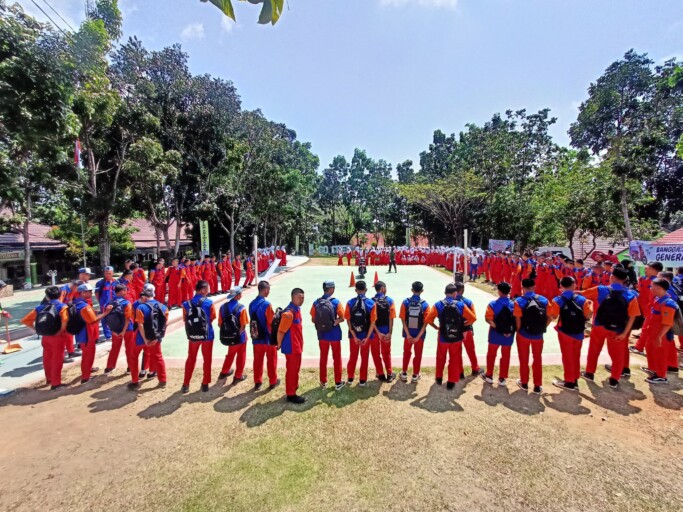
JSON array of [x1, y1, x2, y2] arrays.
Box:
[[239, 379, 382, 428]]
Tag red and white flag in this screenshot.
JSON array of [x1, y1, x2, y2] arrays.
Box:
[[74, 139, 82, 168]]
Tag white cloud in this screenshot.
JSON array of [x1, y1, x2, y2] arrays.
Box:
[[379, 0, 458, 9], [221, 16, 234, 33], [181, 22, 205, 41]]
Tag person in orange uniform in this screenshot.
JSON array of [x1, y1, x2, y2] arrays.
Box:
[[243, 256, 255, 288], [232, 255, 242, 287], [482, 282, 516, 386], [249, 280, 280, 391], [150, 260, 167, 303], [209, 256, 219, 294], [181, 280, 217, 393], [165, 258, 185, 308], [130, 262, 146, 299], [310, 280, 346, 389], [58, 280, 81, 360], [513, 278, 550, 393], [277, 288, 306, 404], [104, 283, 136, 374], [128, 286, 169, 390], [630, 261, 663, 356], [345, 281, 376, 385], [641, 278, 678, 384], [218, 255, 230, 293], [73, 284, 114, 384], [218, 286, 249, 384], [21, 286, 70, 390], [580, 267, 640, 388], [369, 280, 396, 382]]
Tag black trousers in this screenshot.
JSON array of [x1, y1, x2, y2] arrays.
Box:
[[388, 262, 397, 272]]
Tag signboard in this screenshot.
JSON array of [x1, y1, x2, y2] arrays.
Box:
[[0, 250, 25, 262], [629, 240, 683, 265], [199, 220, 210, 257], [308, 243, 314, 257], [488, 239, 515, 252], [295, 235, 299, 255]]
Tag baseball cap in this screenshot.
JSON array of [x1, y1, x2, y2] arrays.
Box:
[[141, 283, 155, 297], [227, 286, 242, 299], [104, 266, 114, 272], [323, 280, 335, 289], [78, 267, 93, 275], [77, 283, 93, 292]]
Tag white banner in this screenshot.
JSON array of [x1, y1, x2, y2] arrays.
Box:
[[629, 240, 683, 265], [489, 239, 515, 252], [261, 258, 281, 281]]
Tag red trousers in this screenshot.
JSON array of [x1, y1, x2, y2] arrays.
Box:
[[107, 331, 135, 370], [558, 331, 582, 383], [221, 272, 230, 292], [319, 340, 343, 384], [64, 334, 75, 355], [167, 281, 182, 307], [253, 343, 278, 386], [243, 271, 255, 287], [154, 283, 166, 303], [370, 336, 392, 377], [516, 334, 544, 387], [463, 331, 480, 371], [633, 313, 652, 352], [485, 343, 511, 379], [668, 339, 679, 368], [402, 338, 424, 375], [79, 339, 97, 381], [234, 270, 241, 286], [585, 325, 625, 380], [130, 342, 166, 384], [221, 343, 246, 378], [285, 352, 302, 396], [184, 341, 214, 386], [347, 338, 371, 381], [435, 341, 463, 383], [211, 275, 219, 294], [646, 337, 668, 379], [42, 334, 66, 386]]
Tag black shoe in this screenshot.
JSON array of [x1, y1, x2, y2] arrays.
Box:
[[435, 377, 443, 385], [126, 367, 131, 374], [218, 369, 235, 380], [232, 375, 247, 385], [347, 378, 354, 385], [580, 371, 595, 382], [181, 385, 190, 394], [255, 382, 263, 391], [622, 368, 631, 378], [646, 376, 668, 384], [471, 368, 484, 377], [552, 380, 576, 391], [286, 395, 306, 404], [459, 372, 465, 379], [532, 386, 542, 394], [127, 382, 141, 390], [147, 372, 157, 380], [608, 378, 619, 389], [268, 379, 281, 390], [376, 374, 387, 382], [446, 382, 455, 390], [69, 350, 82, 358], [386, 372, 396, 383], [50, 384, 67, 391], [157, 381, 167, 388], [138, 371, 147, 378], [667, 366, 679, 374], [201, 384, 209, 392], [91, 367, 100, 373], [516, 379, 528, 391], [63, 357, 74, 364], [104, 367, 114, 374]]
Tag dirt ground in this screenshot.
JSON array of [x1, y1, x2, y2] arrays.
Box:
[[1, 358, 682, 512]]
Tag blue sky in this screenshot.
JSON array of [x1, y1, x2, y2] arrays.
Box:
[[18, 0, 683, 171]]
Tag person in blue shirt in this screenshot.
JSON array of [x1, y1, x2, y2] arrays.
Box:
[[344, 281, 376, 386], [399, 281, 430, 383], [455, 282, 483, 377], [311, 280, 346, 390], [656, 270, 682, 372], [482, 282, 515, 387], [95, 265, 117, 342], [674, 267, 683, 289], [513, 278, 550, 394], [369, 280, 397, 383], [129, 286, 169, 390], [181, 280, 217, 394], [250, 280, 280, 391], [218, 286, 249, 384]]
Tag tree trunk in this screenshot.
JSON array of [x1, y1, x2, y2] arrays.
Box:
[[162, 225, 172, 256], [619, 175, 634, 242], [155, 226, 161, 259], [22, 192, 32, 288], [229, 213, 235, 257], [98, 218, 111, 267], [173, 220, 181, 258]]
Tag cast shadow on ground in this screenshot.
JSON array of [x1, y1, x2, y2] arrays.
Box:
[[541, 371, 592, 415], [579, 377, 646, 416], [239, 379, 383, 428], [473, 382, 546, 416], [136, 379, 235, 419], [0, 373, 113, 408], [1, 363, 44, 379], [87, 375, 157, 413], [410, 381, 465, 413], [647, 373, 683, 410]]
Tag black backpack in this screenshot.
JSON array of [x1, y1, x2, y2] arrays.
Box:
[[185, 297, 209, 341], [375, 297, 391, 328], [439, 300, 464, 342], [35, 303, 62, 336], [494, 303, 515, 336], [219, 303, 242, 346], [521, 295, 547, 335], [314, 298, 336, 332], [595, 287, 629, 332], [559, 295, 586, 335], [269, 307, 284, 346], [406, 299, 425, 332], [142, 302, 167, 341], [66, 303, 86, 336], [105, 299, 127, 334], [350, 297, 370, 333], [249, 301, 268, 341]]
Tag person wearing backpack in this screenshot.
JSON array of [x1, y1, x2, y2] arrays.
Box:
[[129, 286, 169, 390], [580, 267, 640, 389], [20, 286, 70, 390], [640, 278, 679, 384], [71, 284, 114, 384], [218, 286, 249, 384], [454, 282, 483, 377], [180, 280, 217, 393], [548, 277, 593, 391], [482, 282, 515, 387], [428, 283, 476, 389], [344, 280, 376, 386], [399, 281, 430, 383], [249, 280, 280, 391], [95, 266, 117, 342], [104, 284, 135, 375], [369, 280, 396, 382], [58, 280, 82, 361], [513, 279, 550, 394], [277, 287, 306, 404], [630, 261, 663, 358], [655, 271, 682, 373], [310, 280, 346, 390], [131, 284, 154, 379]]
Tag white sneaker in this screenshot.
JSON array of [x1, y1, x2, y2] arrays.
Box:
[[334, 382, 346, 391], [411, 374, 421, 383], [400, 372, 408, 382], [498, 378, 507, 387], [320, 381, 328, 388]]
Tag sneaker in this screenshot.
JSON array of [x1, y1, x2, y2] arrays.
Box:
[[459, 372, 465, 379], [91, 367, 100, 373], [359, 380, 367, 387], [446, 381, 455, 390], [50, 384, 67, 391], [498, 378, 507, 387], [63, 357, 74, 364], [532, 386, 542, 394], [181, 385, 190, 394], [386, 372, 396, 383], [157, 381, 167, 388], [268, 379, 281, 390], [516, 379, 528, 391], [629, 347, 645, 356], [69, 350, 82, 358], [645, 376, 668, 384], [640, 366, 656, 376], [335, 381, 346, 391], [201, 384, 209, 392], [286, 395, 306, 404], [667, 367, 679, 374], [482, 374, 494, 385], [622, 368, 631, 378], [552, 379, 576, 391], [376, 374, 387, 382], [347, 378, 354, 385], [127, 382, 141, 390], [138, 370, 147, 379], [126, 367, 131, 374], [217, 369, 235, 380], [608, 378, 619, 389], [320, 381, 328, 388], [411, 374, 421, 383], [232, 375, 247, 385], [255, 382, 263, 391], [580, 371, 595, 382], [104, 367, 114, 374], [435, 377, 443, 385], [146, 372, 157, 380], [471, 368, 484, 377], [399, 372, 408, 382]]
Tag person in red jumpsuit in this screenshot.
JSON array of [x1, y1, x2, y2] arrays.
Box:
[[149, 261, 167, 303], [243, 255, 255, 288], [130, 262, 146, 299], [277, 287, 306, 404], [165, 258, 184, 308], [232, 255, 242, 286]]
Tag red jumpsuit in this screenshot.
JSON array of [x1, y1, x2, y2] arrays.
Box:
[[166, 266, 184, 307], [232, 258, 242, 286]]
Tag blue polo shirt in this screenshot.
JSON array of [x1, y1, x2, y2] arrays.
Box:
[[249, 295, 273, 345], [135, 299, 168, 346], [432, 297, 467, 343], [220, 300, 247, 345], [182, 294, 215, 341], [346, 294, 375, 340], [592, 284, 639, 331], [552, 291, 589, 341], [312, 293, 343, 341], [401, 295, 430, 340], [370, 293, 395, 337], [455, 294, 474, 332]]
